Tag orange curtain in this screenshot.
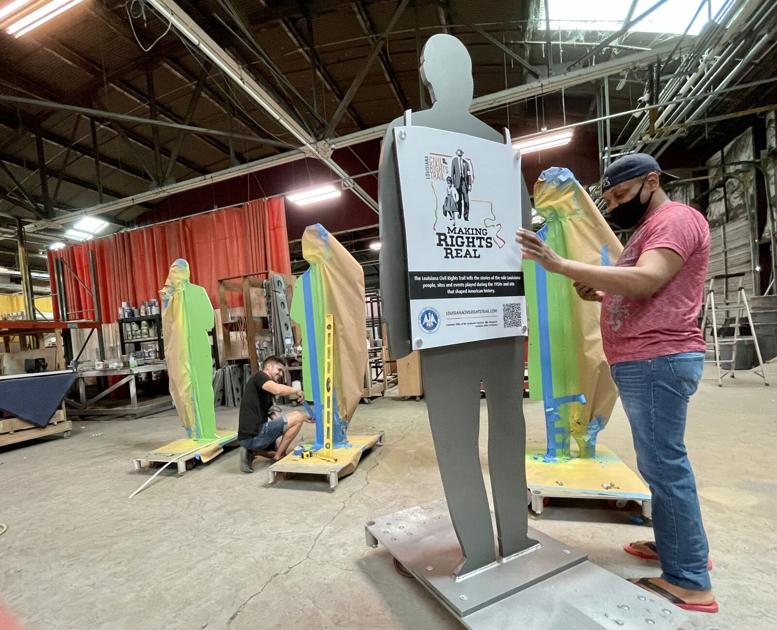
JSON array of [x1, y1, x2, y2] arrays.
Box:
[[50, 198, 290, 323]]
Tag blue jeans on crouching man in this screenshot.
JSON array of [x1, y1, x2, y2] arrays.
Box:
[[611, 352, 711, 591]]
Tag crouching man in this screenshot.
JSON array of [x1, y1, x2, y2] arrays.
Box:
[[238, 356, 311, 473]]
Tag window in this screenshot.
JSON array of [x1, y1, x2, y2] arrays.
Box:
[[538, 0, 729, 36]]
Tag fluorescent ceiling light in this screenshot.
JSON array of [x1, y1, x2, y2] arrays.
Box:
[[513, 129, 574, 155], [369, 241, 382, 251], [73, 216, 108, 234], [5, 0, 84, 37], [64, 228, 92, 241], [286, 184, 342, 206], [0, 0, 35, 21], [48, 241, 66, 251]]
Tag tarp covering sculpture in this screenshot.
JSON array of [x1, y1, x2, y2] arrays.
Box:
[[524, 167, 623, 460], [290, 224, 367, 449], [160, 259, 217, 441]]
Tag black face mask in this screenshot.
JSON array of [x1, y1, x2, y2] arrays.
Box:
[[606, 179, 654, 230]]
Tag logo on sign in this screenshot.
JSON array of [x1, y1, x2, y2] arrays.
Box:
[[419, 307, 441, 333]]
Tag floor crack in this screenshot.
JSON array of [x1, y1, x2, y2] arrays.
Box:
[[226, 424, 410, 627]]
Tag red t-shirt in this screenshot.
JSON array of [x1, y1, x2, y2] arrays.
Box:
[[601, 201, 710, 365]]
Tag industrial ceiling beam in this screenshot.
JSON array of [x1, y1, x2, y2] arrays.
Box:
[[213, 0, 322, 135], [323, 0, 410, 138], [83, 4, 255, 162], [0, 109, 154, 184], [471, 26, 541, 80], [23, 39, 693, 235], [163, 67, 208, 184], [33, 134, 53, 218], [281, 17, 367, 131], [437, 0, 452, 34], [0, 162, 45, 219], [143, 0, 377, 212], [567, 0, 673, 70], [352, 1, 410, 111], [0, 152, 145, 216]]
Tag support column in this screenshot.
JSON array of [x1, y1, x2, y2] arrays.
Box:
[[16, 219, 35, 320]]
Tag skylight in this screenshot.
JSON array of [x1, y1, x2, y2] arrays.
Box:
[[540, 0, 730, 36]]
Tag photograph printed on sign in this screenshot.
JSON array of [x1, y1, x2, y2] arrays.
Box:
[[393, 125, 526, 349]]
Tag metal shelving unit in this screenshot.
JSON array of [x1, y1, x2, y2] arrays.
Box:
[[118, 314, 164, 360]]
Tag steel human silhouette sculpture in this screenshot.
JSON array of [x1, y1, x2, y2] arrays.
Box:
[[379, 34, 535, 576]]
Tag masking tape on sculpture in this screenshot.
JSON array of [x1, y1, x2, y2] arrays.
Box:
[[525, 168, 622, 460]]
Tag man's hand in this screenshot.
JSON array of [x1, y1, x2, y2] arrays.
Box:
[[515, 228, 566, 274], [573, 282, 605, 302], [295, 389, 305, 404]]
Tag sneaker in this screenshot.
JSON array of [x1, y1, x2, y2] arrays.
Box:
[[239, 447, 254, 473]]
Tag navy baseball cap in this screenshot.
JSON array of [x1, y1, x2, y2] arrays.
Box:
[[601, 153, 678, 192]]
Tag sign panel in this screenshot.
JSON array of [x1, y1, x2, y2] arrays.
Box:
[[394, 125, 526, 350]]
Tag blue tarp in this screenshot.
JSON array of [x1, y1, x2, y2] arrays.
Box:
[[0, 372, 77, 427]]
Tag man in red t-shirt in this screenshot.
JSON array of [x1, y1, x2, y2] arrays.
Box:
[[517, 153, 716, 614]]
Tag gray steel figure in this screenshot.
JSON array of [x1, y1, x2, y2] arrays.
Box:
[[378, 34, 536, 576]]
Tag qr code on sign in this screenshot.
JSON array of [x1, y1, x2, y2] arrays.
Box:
[[503, 303, 522, 328]]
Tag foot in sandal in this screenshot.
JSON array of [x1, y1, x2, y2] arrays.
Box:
[[624, 541, 713, 570], [630, 577, 718, 613]]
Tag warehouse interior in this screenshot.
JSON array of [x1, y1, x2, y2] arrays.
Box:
[[1, 1, 776, 629]]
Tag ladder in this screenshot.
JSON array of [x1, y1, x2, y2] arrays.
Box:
[[700, 273, 769, 387]]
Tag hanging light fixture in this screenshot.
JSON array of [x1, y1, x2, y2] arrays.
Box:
[[513, 129, 574, 155], [1, 0, 85, 38], [286, 184, 342, 207]]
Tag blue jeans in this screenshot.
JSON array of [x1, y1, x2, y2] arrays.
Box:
[[611, 352, 711, 591], [239, 418, 287, 451]]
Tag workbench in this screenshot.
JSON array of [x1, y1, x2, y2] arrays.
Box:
[[66, 362, 172, 418]]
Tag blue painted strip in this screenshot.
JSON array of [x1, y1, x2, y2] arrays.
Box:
[[302, 272, 324, 449], [600, 244, 610, 266], [534, 226, 585, 461]]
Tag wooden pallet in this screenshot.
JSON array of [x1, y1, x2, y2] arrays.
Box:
[[132, 430, 238, 476], [0, 409, 72, 447], [268, 432, 384, 490], [526, 443, 652, 520]]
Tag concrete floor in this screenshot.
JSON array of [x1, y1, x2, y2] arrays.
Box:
[[1, 364, 776, 630]]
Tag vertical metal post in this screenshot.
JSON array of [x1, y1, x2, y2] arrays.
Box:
[[54, 257, 73, 363], [88, 249, 105, 360], [16, 219, 35, 320], [739, 171, 760, 296], [90, 118, 104, 203], [543, 0, 552, 77], [603, 76, 612, 167], [595, 89, 604, 178]]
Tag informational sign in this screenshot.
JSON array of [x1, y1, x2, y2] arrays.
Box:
[[393, 125, 525, 350]]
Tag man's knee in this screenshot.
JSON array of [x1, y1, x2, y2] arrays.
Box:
[[286, 410, 307, 426]]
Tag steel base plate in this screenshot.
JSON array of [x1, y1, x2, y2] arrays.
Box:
[[366, 501, 698, 629]]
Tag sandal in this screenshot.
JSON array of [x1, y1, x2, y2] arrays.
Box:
[[624, 541, 713, 570], [629, 577, 719, 613]]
